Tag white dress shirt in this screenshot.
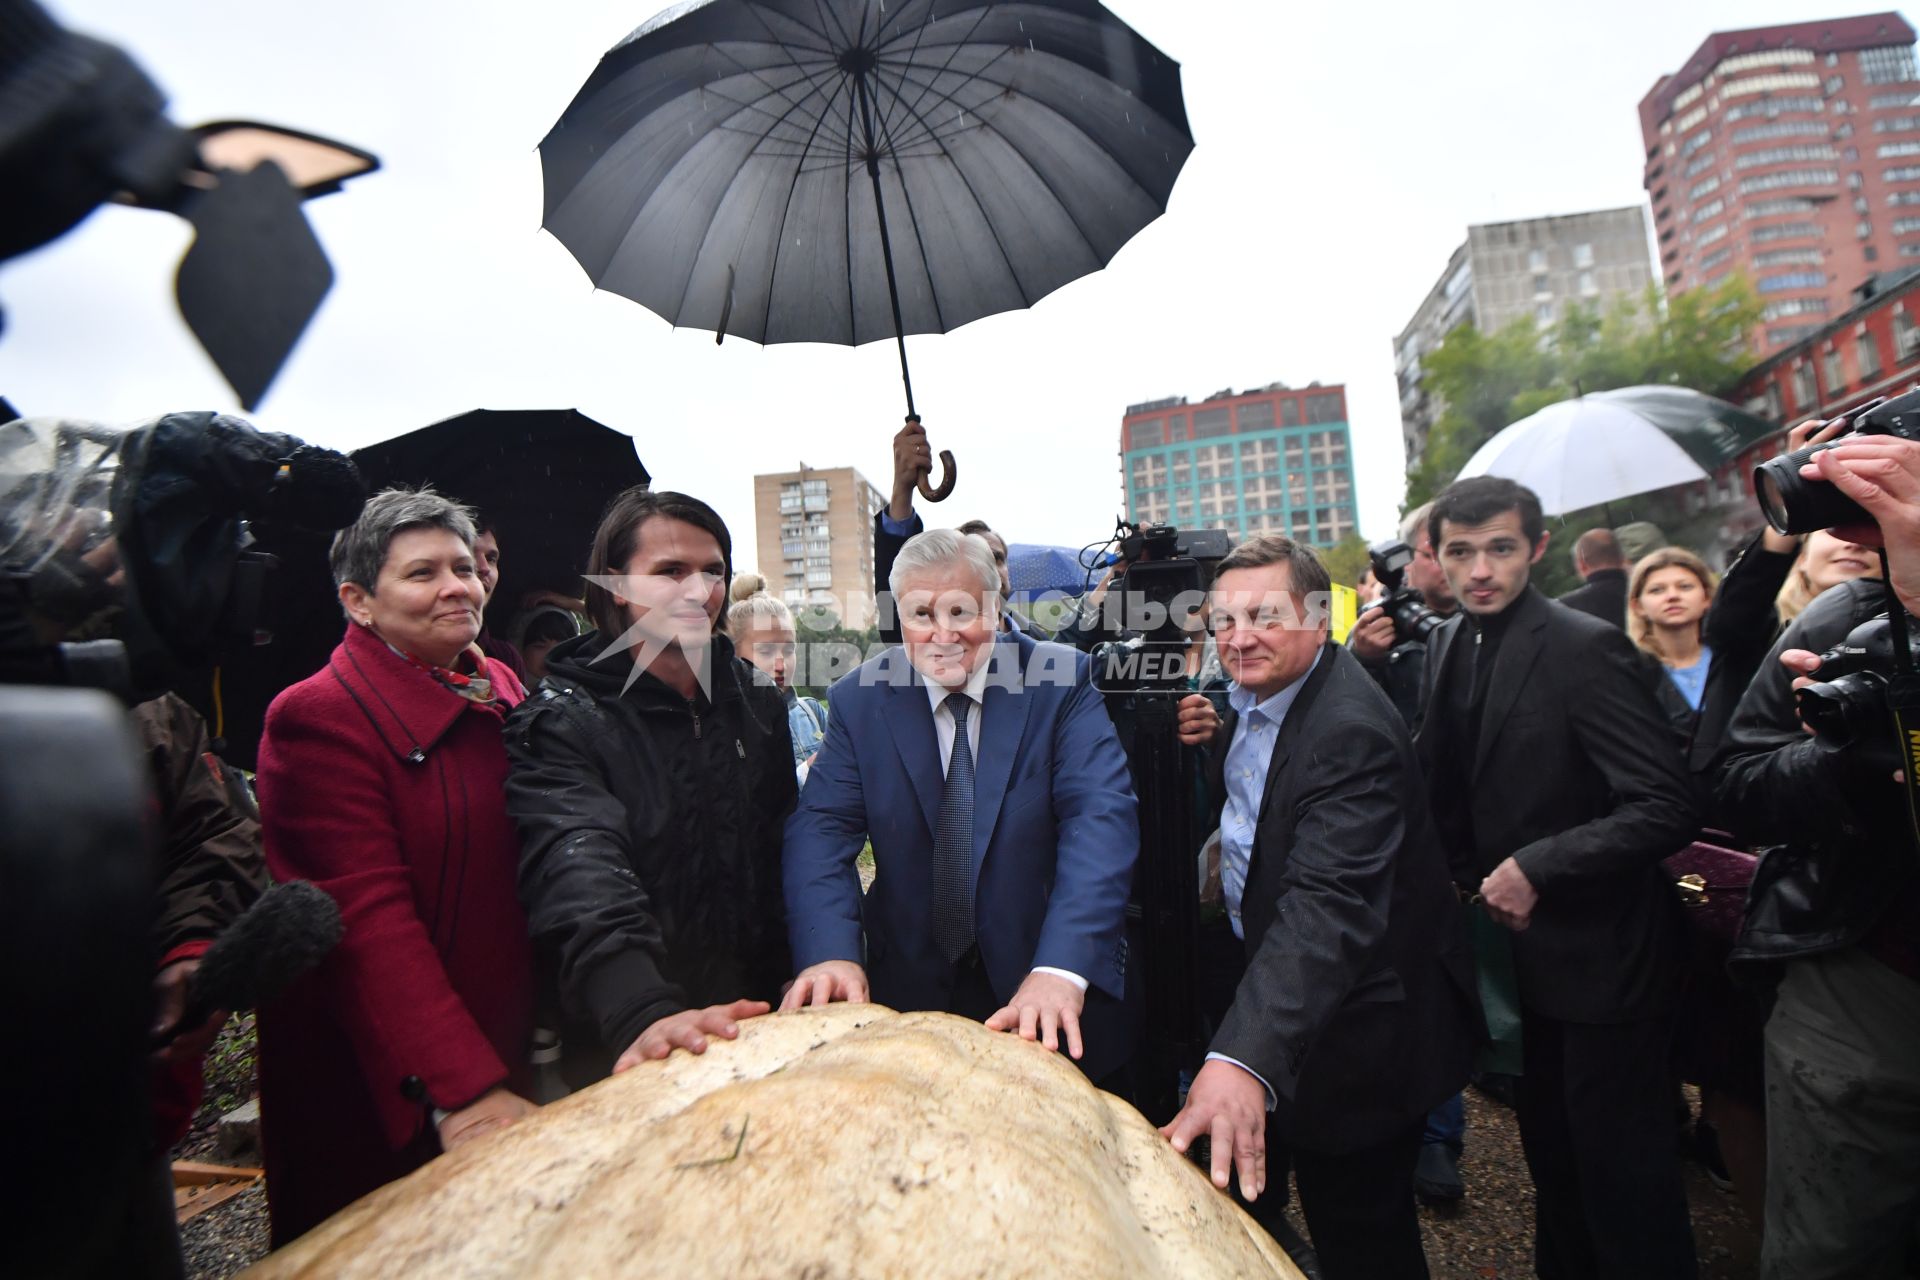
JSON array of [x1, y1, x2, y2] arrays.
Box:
[[923, 655, 1087, 993]]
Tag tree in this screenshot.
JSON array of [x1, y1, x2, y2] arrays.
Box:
[[1318, 532, 1372, 589], [1403, 275, 1762, 511]]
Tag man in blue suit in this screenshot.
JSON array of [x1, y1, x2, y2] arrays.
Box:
[[781, 528, 1140, 1074]]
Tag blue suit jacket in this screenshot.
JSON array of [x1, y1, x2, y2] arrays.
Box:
[[784, 630, 1140, 1017]]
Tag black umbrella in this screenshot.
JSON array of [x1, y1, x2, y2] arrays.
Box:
[[182, 408, 647, 768], [352, 408, 650, 597], [540, 0, 1192, 426]]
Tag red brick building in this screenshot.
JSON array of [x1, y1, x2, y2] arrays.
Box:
[[1641, 12, 1920, 354], [1717, 267, 1920, 508]]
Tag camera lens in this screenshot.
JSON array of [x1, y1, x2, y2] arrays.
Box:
[[1795, 675, 1886, 750], [1754, 440, 1871, 535]]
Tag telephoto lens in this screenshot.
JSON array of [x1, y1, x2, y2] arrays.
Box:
[[1755, 438, 1870, 536], [1754, 388, 1920, 534]]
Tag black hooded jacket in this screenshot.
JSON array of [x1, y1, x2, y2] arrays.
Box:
[[504, 630, 796, 1080]]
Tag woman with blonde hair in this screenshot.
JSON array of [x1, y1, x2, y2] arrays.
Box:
[[1628, 546, 1719, 725], [1773, 529, 1881, 627]]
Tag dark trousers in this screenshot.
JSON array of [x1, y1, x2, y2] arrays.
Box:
[[1515, 1008, 1697, 1280], [1198, 922, 1430, 1280]]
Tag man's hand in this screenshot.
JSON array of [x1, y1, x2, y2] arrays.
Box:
[[1176, 693, 1223, 746], [1348, 610, 1397, 665], [150, 958, 227, 1067], [889, 420, 932, 522], [614, 999, 771, 1072], [436, 1086, 537, 1152], [984, 970, 1086, 1058], [778, 960, 870, 1012], [1799, 435, 1920, 616], [1480, 856, 1539, 931], [1159, 1059, 1267, 1201]]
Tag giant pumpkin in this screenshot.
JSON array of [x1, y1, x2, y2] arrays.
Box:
[[247, 1006, 1302, 1278]]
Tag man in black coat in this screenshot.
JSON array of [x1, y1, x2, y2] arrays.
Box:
[[1555, 527, 1629, 627], [1162, 535, 1479, 1279], [1417, 477, 1700, 1280]]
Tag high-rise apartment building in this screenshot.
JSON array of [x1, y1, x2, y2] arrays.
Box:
[[752, 466, 883, 629], [1640, 12, 1920, 353], [1119, 383, 1360, 547], [1394, 207, 1654, 468]]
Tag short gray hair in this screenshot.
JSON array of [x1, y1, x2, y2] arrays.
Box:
[[329, 486, 477, 593], [889, 528, 1001, 601], [726, 592, 795, 634], [1398, 502, 1433, 548]]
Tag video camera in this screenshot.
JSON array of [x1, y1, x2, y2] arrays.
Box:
[[1755, 387, 1920, 536], [1091, 520, 1231, 689], [0, 413, 364, 699], [1360, 538, 1445, 646]]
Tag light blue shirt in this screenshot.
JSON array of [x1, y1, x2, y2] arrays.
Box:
[[1206, 649, 1321, 1107], [1218, 651, 1323, 941], [1665, 644, 1713, 712]]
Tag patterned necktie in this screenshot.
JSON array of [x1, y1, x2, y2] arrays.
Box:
[[932, 693, 977, 964]]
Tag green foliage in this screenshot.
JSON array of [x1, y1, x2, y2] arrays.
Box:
[[792, 613, 880, 701], [1318, 531, 1372, 589], [1403, 275, 1763, 512]]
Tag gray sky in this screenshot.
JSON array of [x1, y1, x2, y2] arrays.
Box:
[[1, 0, 1886, 576]]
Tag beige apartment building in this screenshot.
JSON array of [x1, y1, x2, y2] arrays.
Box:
[[752, 466, 883, 630]]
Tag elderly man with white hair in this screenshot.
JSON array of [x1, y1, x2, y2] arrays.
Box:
[[781, 528, 1142, 1079]]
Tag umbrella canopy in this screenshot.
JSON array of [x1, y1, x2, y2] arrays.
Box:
[[1007, 541, 1094, 600], [1579, 385, 1779, 469], [352, 408, 650, 597], [1457, 397, 1711, 516], [539, 0, 1193, 357]]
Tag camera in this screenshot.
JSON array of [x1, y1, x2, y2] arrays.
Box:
[[1360, 538, 1445, 645], [1794, 612, 1920, 760], [1754, 387, 1920, 535]]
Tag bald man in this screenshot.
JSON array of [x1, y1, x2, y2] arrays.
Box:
[[1557, 529, 1628, 628]]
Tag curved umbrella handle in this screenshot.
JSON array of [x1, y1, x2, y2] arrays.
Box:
[[917, 448, 956, 503]]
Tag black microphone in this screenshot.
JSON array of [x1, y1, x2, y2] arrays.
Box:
[[271, 444, 366, 532], [153, 880, 342, 1046]]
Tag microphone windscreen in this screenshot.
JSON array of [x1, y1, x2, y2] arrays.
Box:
[[187, 880, 343, 1015], [276, 447, 365, 531]]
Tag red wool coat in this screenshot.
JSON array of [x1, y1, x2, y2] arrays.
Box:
[[255, 622, 534, 1245]]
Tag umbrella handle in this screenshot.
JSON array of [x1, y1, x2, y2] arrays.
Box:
[[916, 442, 957, 504]]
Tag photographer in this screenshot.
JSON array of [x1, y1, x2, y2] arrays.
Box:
[[1348, 501, 1457, 731], [1717, 429, 1920, 1279]]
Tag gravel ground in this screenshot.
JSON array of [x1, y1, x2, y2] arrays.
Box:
[[179, 1071, 1758, 1280]]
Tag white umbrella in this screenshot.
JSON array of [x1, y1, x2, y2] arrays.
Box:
[[1456, 397, 1711, 515]]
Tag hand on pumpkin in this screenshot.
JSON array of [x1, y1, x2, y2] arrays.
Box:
[[615, 999, 771, 1072], [437, 1087, 537, 1152], [984, 970, 1085, 1058], [1160, 1059, 1267, 1201]]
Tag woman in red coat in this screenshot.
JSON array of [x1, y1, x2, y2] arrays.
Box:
[[255, 488, 537, 1245]]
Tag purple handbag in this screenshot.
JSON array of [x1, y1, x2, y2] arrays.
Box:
[[1661, 835, 1759, 945]]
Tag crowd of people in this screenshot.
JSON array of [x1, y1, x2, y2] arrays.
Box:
[[121, 417, 1920, 1280]]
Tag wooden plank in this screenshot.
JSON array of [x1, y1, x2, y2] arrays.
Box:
[[175, 1178, 257, 1223], [172, 1160, 265, 1186]]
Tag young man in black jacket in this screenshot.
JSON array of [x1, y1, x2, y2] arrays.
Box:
[[1417, 477, 1700, 1280], [504, 490, 796, 1085]]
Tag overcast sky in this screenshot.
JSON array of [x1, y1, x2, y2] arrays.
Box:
[[2, 0, 1888, 576]]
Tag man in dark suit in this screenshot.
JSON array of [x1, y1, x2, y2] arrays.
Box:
[[1555, 527, 1629, 627], [782, 528, 1139, 1077], [1161, 535, 1479, 1279], [1417, 477, 1699, 1280]]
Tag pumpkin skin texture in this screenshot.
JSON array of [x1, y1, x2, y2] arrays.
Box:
[[245, 1006, 1303, 1279]]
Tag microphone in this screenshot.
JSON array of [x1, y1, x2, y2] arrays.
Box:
[[271, 444, 366, 532], [153, 880, 342, 1046]]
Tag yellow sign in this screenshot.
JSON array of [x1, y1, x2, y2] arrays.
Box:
[[1329, 583, 1359, 644]]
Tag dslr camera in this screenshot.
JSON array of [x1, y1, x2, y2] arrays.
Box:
[[1794, 612, 1920, 764], [1360, 538, 1445, 645], [1755, 387, 1920, 535]]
